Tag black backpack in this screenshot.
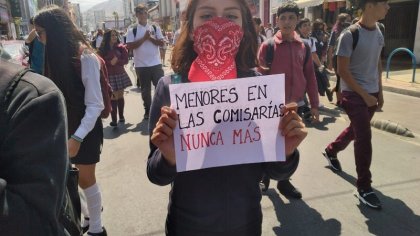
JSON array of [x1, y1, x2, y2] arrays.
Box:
[[132, 24, 157, 38], [0, 68, 82, 236], [264, 38, 311, 72]]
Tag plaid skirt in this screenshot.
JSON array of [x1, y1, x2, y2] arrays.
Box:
[[109, 72, 133, 91]]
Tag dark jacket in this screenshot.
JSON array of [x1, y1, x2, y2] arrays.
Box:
[[0, 61, 68, 235], [147, 70, 300, 235]]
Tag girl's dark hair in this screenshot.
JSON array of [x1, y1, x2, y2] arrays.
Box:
[[312, 18, 324, 32], [98, 29, 120, 58], [332, 13, 350, 34], [277, 1, 300, 17], [296, 17, 310, 30], [34, 5, 92, 99], [171, 0, 258, 80]]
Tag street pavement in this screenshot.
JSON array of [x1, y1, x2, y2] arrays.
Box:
[[96, 53, 420, 235]]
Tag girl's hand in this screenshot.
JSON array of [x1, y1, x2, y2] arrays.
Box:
[[279, 103, 308, 156], [151, 106, 178, 166], [68, 138, 81, 158]]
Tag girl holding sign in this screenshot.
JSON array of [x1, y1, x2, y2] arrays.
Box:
[[147, 0, 307, 235]]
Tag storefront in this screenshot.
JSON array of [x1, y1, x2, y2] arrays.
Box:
[[0, 1, 10, 38]]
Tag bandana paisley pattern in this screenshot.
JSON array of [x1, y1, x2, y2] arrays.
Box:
[[189, 17, 244, 82]]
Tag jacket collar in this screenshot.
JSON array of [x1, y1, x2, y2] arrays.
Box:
[[273, 31, 302, 45]]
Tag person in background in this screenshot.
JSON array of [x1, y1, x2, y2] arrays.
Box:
[[126, 4, 165, 120], [25, 17, 45, 74], [98, 29, 132, 127], [147, 0, 307, 234], [323, 0, 389, 210], [253, 16, 266, 47], [92, 29, 104, 49], [327, 13, 351, 105], [160, 31, 169, 66], [258, 1, 319, 200], [0, 60, 68, 235], [265, 23, 274, 38], [34, 5, 107, 235]]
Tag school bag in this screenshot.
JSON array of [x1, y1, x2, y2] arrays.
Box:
[[132, 24, 157, 38], [0, 67, 82, 236], [264, 38, 311, 72], [76, 48, 113, 119]]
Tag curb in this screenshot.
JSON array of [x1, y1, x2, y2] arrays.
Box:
[[328, 74, 420, 98]]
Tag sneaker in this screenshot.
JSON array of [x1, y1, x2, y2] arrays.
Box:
[[87, 227, 107, 236], [277, 179, 302, 199], [109, 121, 117, 127], [354, 188, 382, 210], [323, 148, 342, 172], [326, 89, 333, 102], [260, 175, 270, 192]]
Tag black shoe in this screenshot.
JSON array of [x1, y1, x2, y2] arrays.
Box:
[[87, 227, 107, 236], [261, 175, 270, 192], [144, 111, 149, 120], [109, 121, 117, 127], [119, 118, 125, 123], [277, 180, 302, 199], [82, 217, 89, 234], [323, 148, 342, 172], [326, 89, 333, 102], [354, 188, 382, 210]]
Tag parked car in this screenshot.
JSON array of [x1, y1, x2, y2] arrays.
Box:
[[0, 40, 28, 66]]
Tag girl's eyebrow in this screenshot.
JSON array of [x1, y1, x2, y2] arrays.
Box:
[[196, 6, 240, 11]]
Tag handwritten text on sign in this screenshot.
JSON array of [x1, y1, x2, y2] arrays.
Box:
[[169, 74, 286, 172]]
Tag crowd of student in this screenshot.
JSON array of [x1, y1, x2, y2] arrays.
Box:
[[0, 0, 389, 235]]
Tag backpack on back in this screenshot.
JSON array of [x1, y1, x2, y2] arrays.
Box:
[[265, 38, 311, 73], [132, 24, 157, 38], [77, 47, 113, 119]]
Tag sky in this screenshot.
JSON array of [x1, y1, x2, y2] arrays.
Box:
[[70, 0, 108, 12]]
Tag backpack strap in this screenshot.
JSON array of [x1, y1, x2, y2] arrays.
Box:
[[303, 41, 311, 67], [133, 26, 137, 38], [265, 38, 275, 70], [348, 24, 359, 50], [0, 68, 33, 145]]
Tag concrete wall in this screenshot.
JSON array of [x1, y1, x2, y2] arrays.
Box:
[[414, 3, 420, 64]]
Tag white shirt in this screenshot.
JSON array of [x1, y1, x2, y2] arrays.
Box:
[[95, 35, 103, 48], [301, 36, 317, 53], [74, 51, 104, 139], [126, 23, 163, 67]]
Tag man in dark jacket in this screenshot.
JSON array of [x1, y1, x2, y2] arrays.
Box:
[[0, 60, 68, 235]]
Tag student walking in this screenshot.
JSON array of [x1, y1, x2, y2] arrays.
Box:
[[147, 0, 307, 234], [98, 29, 132, 127], [126, 4, 165, 120], [258, 1, 319, 199], [34, 5, 107, 235], [323, 0, 389, 210]]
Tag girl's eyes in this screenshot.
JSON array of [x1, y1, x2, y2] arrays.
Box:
[[199, 13, 239, 21]]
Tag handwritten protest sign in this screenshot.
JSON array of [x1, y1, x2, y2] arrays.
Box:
[[169, 74, 285, 172]]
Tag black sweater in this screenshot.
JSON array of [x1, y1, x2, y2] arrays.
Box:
[[147, 71, 300, 235]]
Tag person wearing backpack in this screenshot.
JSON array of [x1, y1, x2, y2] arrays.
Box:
[[98, 29, 132, 127], [126, 4, 165, 120], [0, 61, 68, 235], [34, 5, 107, 235], [323, 0, 389, 210], [258, 1, 319, 200]]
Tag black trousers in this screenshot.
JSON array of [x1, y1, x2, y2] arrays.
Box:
[[135, 64, 164, 113]]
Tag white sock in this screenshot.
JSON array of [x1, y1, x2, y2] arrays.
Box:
[[79, 190, 89, 227], [83, 183, 103, 233]]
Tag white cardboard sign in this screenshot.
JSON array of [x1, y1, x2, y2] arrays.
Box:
[[169, 74, 286, 172]]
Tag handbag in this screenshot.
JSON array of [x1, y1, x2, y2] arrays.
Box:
[[60, 166, 83, 236]]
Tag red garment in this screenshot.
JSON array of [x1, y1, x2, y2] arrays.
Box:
[[328, 2, 337, 11], [102, 43, 129, 75], [188, 17, 243, 82], [258, 31, 319, 108]]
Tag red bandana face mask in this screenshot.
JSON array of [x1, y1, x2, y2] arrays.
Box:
[[188, 17, 244, 82]]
